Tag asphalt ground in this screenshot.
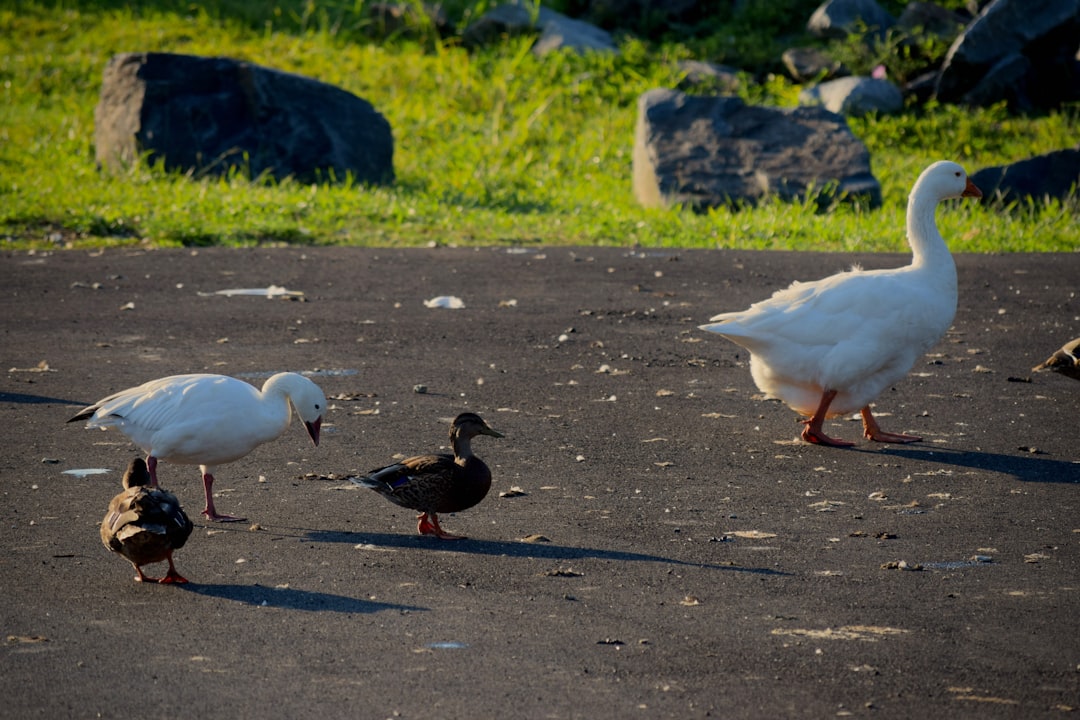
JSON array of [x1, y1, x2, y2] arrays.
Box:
[[2, 246, 1078, 719]]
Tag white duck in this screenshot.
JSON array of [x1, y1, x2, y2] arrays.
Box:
[[70, 372, 327, 521], [700, 160, 982, 446]]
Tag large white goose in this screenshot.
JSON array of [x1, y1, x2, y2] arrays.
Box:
[[700, 160, 982, 446], [70, 372, 327, 520]]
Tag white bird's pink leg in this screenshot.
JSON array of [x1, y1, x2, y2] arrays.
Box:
[[861, 407, 922, 443], [147, 456, 159, 486], [800, 389, 855, 447], [200, 467, 245, 522]]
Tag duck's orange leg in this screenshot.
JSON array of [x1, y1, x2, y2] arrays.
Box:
[[158, 551, 189, 584], [417, 512, 466, 541], [132, 563, 160, 583], [800, 389, 855, 447], [861, 407, 921, 444]]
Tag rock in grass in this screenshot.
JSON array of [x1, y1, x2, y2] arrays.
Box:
[[632, 89, 880, 211], [935, 0, 1080, 110], [971, 148, 1080, 205], [94, 52, 394, 185], [807, 0, 895, 40], [799, 76, 903, 116], [462, 2, 616, 56]]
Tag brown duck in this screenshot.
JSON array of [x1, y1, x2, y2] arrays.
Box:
[[350, 413, 504, 540], [1032, 337, 1080, 381], [101, 458, 194, 583]]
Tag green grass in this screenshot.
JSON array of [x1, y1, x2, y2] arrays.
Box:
[[1, 0, 1077, 252]]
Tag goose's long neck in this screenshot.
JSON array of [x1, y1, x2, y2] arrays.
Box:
[[257, 374, 295, 430], [907, 185, 954, 274]]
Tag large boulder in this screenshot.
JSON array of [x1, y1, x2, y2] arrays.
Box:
[[632, 89, 881, 210], [936, 0, 1080, 109], [970, 149, 1080, 204], [94, 53, 394, 185]]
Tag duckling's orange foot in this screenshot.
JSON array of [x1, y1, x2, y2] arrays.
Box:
[[800, 421, 855, 447], [417, 513, 467, 541]]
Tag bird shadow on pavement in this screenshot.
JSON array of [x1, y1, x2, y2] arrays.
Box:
[[1, 391, 87, 406], [178, 582, 428, 613], [303, 529, 790, 576], [871, 445, 1080, 483]]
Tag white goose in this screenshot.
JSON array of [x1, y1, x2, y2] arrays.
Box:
[[70, 372, 327, 520], [700, 160, 982, 446]]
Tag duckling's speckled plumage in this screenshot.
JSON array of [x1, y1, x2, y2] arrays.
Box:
[[351, 413, 504, 540], [101, 458, 194, 583]]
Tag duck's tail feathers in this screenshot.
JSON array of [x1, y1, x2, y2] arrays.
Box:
[[348, 475, 383, 490]]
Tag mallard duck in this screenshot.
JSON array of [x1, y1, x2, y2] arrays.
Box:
[[1032, 337, 1080, 381], [350, 413, 504, 540], [70, 372, 326, 521], [101, 458, 194, 583], [700, 160, 982, 446]]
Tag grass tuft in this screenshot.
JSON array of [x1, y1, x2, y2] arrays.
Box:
[[1, 1, 1077, 251]]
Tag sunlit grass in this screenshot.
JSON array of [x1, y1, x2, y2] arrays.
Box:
[[1, 1, 1077, 252]]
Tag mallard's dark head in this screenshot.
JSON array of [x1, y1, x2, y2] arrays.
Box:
[[121, 458, 151, 489]]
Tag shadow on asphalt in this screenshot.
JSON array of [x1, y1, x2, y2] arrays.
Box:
[[179, 582, 428, 613], [874, 445, 1080, 483], [1, 391, 87, 406], [304, 529, 790, 576]]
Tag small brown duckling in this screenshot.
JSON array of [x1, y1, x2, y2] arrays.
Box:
[[1032, 337, 1080, 381], [101, 458, 194, 583], [350, 413, 504, 540]]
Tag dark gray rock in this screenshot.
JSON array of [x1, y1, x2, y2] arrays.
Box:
[[807, 0, 895, 39], [632, 89, 880, 210], [677, 60, 741, 93], [896, 1, 966, 40], [799, 76, 903, 116], [534, 14, 618, 55], [971, 149, 1080, 204], [936, 0, 1080, 108], [461, 3, 555, 48], [961, 52, 1031, 108], [781, 47, 846, 82], [365, 2, 452, 39], [463, 2, 616, 55], [94, 53, 394, 185]]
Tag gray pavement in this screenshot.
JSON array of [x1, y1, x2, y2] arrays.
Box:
[[1, 246, 1078, 718]]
